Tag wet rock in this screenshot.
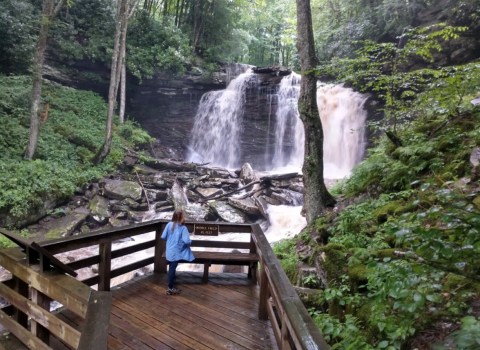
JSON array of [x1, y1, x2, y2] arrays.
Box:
[[208, 201, 248, 223], [197, 187, 223, 199], [270, 189, 303, 205], [44, 211, 89, 239], [133, 164, 159, 175], [289, 183, 304, 193], [262, 195, 282, 206], [197, 166, 233, 179], [240, 163, 258, 184], [109, 217, 130, 228], [186, 190, 201, 202], [228, 197, 261, 216], [169, 180, 189, 210], [103, 180, 143, 202], [88, 195, 111, 220], [254, 197, 269, 221], [156, 205, 175, 212], [185, 204, 210, 221]]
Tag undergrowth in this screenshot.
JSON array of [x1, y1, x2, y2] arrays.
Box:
[[274, 40, 480, 349], [0, 75, 153, 230]]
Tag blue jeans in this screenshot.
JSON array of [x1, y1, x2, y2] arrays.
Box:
[[167, 260, 179, 289]]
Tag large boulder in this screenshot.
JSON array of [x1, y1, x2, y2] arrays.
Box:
[[240, 163, 258, 184], [228, 197, 261, 216], [88, 195, 111, 220], [103, 180, 143, 202], [196, 187, 223, 199], [208, 201, 248, 223]]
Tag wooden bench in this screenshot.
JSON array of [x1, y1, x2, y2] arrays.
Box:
[[162, 239, 259, 283]]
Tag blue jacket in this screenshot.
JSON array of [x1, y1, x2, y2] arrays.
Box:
[[161, 222, 195, 262]]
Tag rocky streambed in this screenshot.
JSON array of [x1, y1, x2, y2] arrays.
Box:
[[25, 155, 306, 242]]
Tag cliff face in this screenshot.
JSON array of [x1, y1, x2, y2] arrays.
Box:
[[128, 68, 289, 166], [127, 70, 226, 159]]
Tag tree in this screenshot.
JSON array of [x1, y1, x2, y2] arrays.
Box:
[[296, 0, 335, 223], [25, 0, 66, 160], [95, 0, 139, 163]]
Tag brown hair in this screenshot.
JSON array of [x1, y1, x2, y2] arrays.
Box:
[[171, 209, 185, 230]]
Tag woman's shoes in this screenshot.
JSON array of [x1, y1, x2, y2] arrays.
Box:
[[166, 288, 181, 295]]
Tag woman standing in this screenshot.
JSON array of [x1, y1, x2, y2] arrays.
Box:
[[161, 209, 195, 295]]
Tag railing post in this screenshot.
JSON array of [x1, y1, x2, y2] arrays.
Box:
[[13, 277, 28, 328], [31, 289, 51, 344], [154, 226, 167, 273], [77, 290, 112, 350], [258, 263, 269, 320], [98, 241, 112, 291]]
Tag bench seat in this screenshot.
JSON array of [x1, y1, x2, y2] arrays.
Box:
[[163, 251, 259, 283]]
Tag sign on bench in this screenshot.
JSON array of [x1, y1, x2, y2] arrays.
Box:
[[194, 224, 219, 236]]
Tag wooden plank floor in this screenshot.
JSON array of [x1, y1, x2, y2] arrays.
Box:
[[107, 271, 277, 350], [0, 272, 277, 350]]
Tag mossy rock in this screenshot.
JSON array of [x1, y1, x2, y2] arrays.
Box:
[[318, 243, 349, 286], [348, 264, 368, 284], [372, 200, 410, 223], [473, 196, 480, 210]]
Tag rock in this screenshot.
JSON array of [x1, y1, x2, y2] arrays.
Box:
[[196, 187, 223, 199], [156, 205, 175, 212], [184, 204, 210, 221], [186, 190, 200, 202], [239, 163, 258, 185], [254, 197, 270, 222], [470, 147, 480, 167], [228, 197, 261, 216], [44, 211, 89, 239], [133, 164, 159, 175], [197, 166, 233, 179], [262, 195, 282, 206], [169, 180, 189, 210], [109, 217, 130, 228], [88, 195, 111, 220], [208, 201, 248, 223], [103, 180, 143, 202], [470, 147, 480, 180], [289, 183, 304, 193], [473, 196, 480, 210], [270, 189, 303, 205]]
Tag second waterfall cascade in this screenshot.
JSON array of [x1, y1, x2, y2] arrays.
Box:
[[186, 70, 368, 179]]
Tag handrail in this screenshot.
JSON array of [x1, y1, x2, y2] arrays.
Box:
[[0, 247, 111, 350], [252, 224, 330, 350], [0, 221, 329, 349]]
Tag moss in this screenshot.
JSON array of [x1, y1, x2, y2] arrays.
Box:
[[318, 243, 349, 286], [372, 200, 408, 223], [348, 264, 368, 284], [473, 196, 480, 210], [374, 249, 397, 259]]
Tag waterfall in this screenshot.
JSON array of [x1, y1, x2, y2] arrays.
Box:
[[271, 73, 368, 178], [186, 69, 254, 169], [187, 70, 367, 178], [271, 73, 303, 170]]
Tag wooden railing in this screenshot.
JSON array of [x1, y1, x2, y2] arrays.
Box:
[[0, 229, 111, 350], [252, 225, 330, 350], [0, 220, 329, 350]]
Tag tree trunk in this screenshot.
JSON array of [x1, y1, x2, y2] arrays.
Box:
[[94, 0, 126, 164], [25, 0, 65, 160], [119, 58, 126, 123], [296, 0, 335, 223]]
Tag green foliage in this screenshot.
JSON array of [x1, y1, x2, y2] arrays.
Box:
[[272, 238, 300, 283], [127, 10, 192, 78], [51, 0, 115, 63], [287, 25, 480, 347], [0, 75, 151, 227], [450, 316, 480, 349], [0, 0, 38, 74]]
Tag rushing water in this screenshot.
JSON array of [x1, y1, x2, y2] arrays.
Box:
[[186, 69, 255, 168], [187, 70, 368, 179]]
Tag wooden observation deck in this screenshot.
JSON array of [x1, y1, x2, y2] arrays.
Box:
[[0, 221, 329, 350]]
